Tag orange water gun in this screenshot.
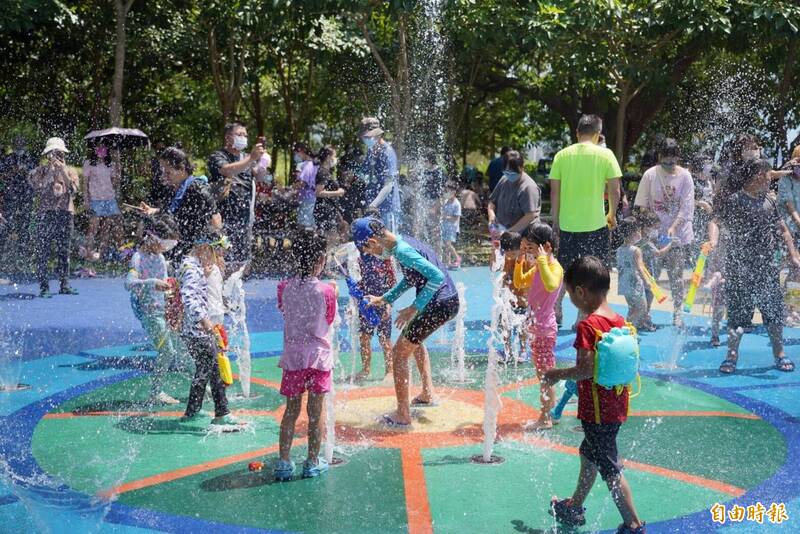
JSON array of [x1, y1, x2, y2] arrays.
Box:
[[213, 324, 233, 386], [683, 243, 712, 313]]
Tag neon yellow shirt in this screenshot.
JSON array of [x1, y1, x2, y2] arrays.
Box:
[[549, 142, 622, 232]]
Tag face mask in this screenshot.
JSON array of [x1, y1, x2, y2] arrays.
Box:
[[293, 153, 304, 164], [264, 173, 274, 184], [233, 136, 248, 151], [330, 157, 338, 168], [95, 146, 108, 159], [702, 163, 713, 175], [742, 149, 760, 161], [661, 163, 676, 172], [503, 170, 520, 182], [363, 137, 376, 148]]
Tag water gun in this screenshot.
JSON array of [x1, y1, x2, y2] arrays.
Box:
[[213, 324, 233, 386], [683, 242, 712, 313], [641, 265, 667, 304], [550, 380, 578, 421], [345, 276, 383, 327]]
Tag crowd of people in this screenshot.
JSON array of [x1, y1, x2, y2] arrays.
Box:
[[4, 111, 800, 534]]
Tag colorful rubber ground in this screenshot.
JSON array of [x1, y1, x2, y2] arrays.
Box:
[[1, 267, 799, 533]]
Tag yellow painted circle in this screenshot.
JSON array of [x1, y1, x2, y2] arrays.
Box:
[[335, 395, 484, 433]]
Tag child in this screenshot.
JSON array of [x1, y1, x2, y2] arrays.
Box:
[[634, 212, 675, 329], [274, 228, 337, 480], [543, 256, 645, 533], [499, 231, 528, 360], [615, 218, 659, 332], [356, 251, 396, 382], [710, 158, 799, 374], [355, 217, 460, 426], [441, 183, 462, 268], [178, 233, 245, 429], [513, 223, 563, 430], [125, 218, 182, 405]]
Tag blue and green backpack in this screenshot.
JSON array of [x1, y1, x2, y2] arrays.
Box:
[[590, 323, 641, 423]]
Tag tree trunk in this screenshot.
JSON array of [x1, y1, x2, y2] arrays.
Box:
[[774, 36, 799, 162], [109, 0, 134, 127]]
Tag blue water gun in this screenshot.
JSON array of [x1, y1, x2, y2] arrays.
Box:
[[334, 258, 382, 327], [550, 380, 578, 421]]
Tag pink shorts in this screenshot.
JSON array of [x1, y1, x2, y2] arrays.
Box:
[[279, 368, 332, 397], [530, 333, 557, 375]]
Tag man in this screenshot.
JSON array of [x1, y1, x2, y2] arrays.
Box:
[[207, 122, 267, 263], [487, 146, 511, 193], [359, 117, 400, 231], [487, 150, 541, 232], [0, 136, 36, 276], [29, 137, 80, 297], [549, 114, 621, 326]]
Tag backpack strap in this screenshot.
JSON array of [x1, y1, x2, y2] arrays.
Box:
[[592, 328, 603, 424]]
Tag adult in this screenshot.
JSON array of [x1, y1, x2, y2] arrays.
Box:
[[293, 142, 318, 228], [29, 137, 80, 297], [149, 142, 173, 210], [207, 122, 267, 263], [0, 136, 36, 276], [313, 145, 346, 244], [420, 149, 446, 253], [487, 150, 541, 232], [338, 144, 366, 224], [634, 138, 695, 327], [549, 114, 621, 326], [82, 142, 122, 261], [139, 147, 222, 265], [359, 117, 400, 231], [486, 146, 511, 193]]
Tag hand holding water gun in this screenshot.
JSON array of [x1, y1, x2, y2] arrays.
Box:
[[333, 257, 383, 327], [550, 380, 578, 421], [683, 242, 713, 313]]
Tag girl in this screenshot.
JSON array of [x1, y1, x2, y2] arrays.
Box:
[[82, 143, 122, 261], [513, 222, 563, 430], [293, 142, 318, 228], [441, 183, 462, 268], [274, 228, 337, 480]]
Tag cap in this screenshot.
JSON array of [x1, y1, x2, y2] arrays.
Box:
[[351, 217, 384, 249], [359, 117, 384, 137]]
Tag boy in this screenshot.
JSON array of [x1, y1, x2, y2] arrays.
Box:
[[543, 256, 645, 533], [499, 231, 528, 360], [356, 250, 396, 382], [355, 217, 460, 426], [179, 233, 246, 429], [710, 158, 800, 373], [442, 183, 462, 268]]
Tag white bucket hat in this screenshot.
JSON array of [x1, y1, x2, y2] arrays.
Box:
[[42, 137, 70, 155]]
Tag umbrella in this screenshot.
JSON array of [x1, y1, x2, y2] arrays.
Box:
[[84, 127, 150, 149]]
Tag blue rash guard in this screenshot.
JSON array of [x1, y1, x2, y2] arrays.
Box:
[[382, 236, 457, 311]]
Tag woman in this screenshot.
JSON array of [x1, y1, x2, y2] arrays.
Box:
[[633, 138, 695, 328], [82, 143, 122, 261], [313, 145, 346, 246], [138, 147, 222, 264], [293, 142, 317, 228]]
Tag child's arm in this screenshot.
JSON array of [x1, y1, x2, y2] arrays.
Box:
[[513, 257, 534, 289], [779, 220, 800, 268], [544, 347, 594, 384], [390, 241, 444, 310], [124, 254, 165, 291], [653, 240, 674, 257], [633, 247, 651, 284], [535, 254, 563, 292]]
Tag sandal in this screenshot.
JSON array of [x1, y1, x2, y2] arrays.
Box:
[[379, 414, 412, 428], [775, 357, 795, 372], [411, 397, 438, 408], [719, 358, 737, 374]]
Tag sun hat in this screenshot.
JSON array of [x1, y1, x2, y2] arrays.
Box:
[[359, 117, 384, 138], [42, 137, 69, 155]]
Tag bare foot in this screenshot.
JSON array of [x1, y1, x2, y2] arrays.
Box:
[[525, 419, 554, 431], [355, 370, 370, 382], [381, 412, 412, 426]]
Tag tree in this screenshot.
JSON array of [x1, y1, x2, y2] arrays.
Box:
[[110, 0, 135, 126]]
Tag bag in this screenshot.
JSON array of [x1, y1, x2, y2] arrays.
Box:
[[213, 324, 233, 386], [590, 323, 641, 424], [164, 277, 183, 332]]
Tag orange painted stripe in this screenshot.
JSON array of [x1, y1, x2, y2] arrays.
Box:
[[401, 447, 433, 534], [243, 375, 282, 390], [98, 441, 300, 499], [497, 377, 539, 394], [515, 432, 745, 497]]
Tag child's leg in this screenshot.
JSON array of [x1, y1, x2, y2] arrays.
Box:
[[391, 337, 416, 423], [665, 246, 685, 316], [413, 343, 434, 403], [358, 330, 372, 379], [306, 391, 326, 463], [571, 453, 598, 507], [279, 395, 303, 461], [142, 314, 174, 398], [378, 330, 394, 377], [606, 473, 644, 529], [183, 336, 218, 417], [532, 332, 556, 428]]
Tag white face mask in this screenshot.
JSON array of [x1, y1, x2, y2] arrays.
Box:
[[233, 135, 248, 151], [742, 149, 760, 161], [264, 173, 274, 183]]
